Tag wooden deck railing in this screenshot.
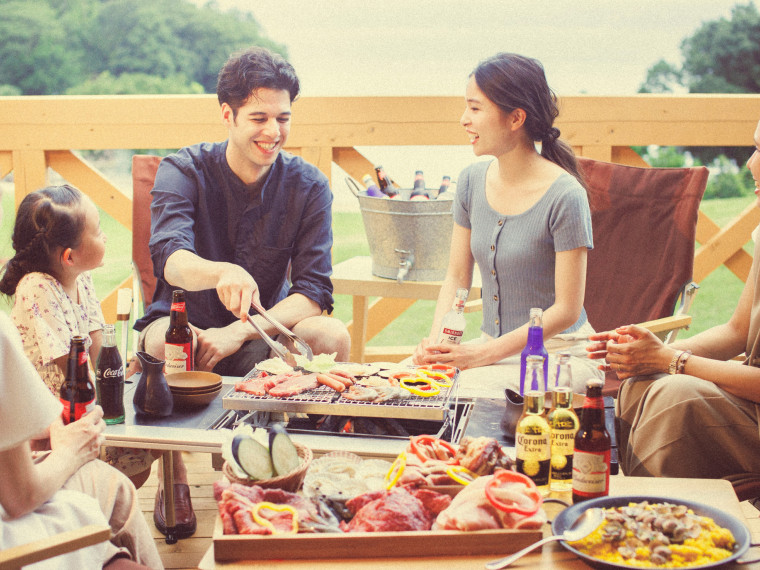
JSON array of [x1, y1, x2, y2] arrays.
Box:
[[2, 94, 760, 326]]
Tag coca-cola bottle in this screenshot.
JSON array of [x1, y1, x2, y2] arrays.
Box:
[[436, 288, 468, 344], [60, 336, 96, 424], [165, 290, 194, 374], [96, 324, 125, 424], [519, 307, 549, 395]]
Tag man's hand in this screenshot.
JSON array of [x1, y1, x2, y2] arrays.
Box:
[[193, 324, 248, 371], [49, 406, 105, 467], [215, 263, 260, 322]]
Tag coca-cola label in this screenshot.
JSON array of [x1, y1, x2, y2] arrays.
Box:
[[165, 342, 193, 374], [171, 301, 186, 313], [60, 397, 96, 424], [100, 367, 124, 379]]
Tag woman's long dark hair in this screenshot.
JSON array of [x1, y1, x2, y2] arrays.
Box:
[[472, 53, 585, 188], [0, 184, 86, 296]]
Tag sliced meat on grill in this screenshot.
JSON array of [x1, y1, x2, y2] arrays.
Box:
[[267, 372, 319, 398], [340, 385, 379, 401], [234, 372, 296, 396]]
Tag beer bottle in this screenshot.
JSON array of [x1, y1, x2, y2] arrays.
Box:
[[515, 384, 551, 495], [548, 386, 579, 492], [96, 324, 126, 424], [374, 165, 399, 198], [434, 175, 452, 200], [572, 378, 611, 503], [362, 173, 384, 198], [165, 290, 194, 374], [519, 308, 549, 394], [436, 288, 468, 344], [60, 336, 96, 424], [552, 351, 573, 389], [409, 170, 429, 200]]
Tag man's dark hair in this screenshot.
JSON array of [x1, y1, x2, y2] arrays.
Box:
[[217, 46, 300, 117]]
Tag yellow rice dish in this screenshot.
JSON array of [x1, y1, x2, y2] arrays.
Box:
[[569, 501, 735, 568]]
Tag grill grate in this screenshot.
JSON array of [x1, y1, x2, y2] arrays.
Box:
[[222, 371, 459, 421]]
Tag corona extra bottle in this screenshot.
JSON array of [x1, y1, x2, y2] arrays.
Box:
[[515, 359, 551, 495], [548, 385, 579, 492]]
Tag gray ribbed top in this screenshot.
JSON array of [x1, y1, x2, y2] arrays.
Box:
[[454, 160, 593, 337]]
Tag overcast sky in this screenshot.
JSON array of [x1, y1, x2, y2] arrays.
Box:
[[206, 0, 744, 96]]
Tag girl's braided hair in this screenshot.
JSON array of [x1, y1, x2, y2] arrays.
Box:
[[0, 184, 86, 296]]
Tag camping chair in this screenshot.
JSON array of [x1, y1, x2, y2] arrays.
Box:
[[132, 154, 162, 312], [0, 525, 110, 570], [578, 157, 709, 397]]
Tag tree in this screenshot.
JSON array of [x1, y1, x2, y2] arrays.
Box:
[[66, 71, 205, 95], [0, 1, 84, 94], [639, 2, 760, 163]]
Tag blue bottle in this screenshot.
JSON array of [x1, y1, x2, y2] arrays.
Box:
[[519, 307, 549, 394]]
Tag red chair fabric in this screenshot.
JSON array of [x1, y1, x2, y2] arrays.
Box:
[[131, 154, 162, 310], [581, 157, 708, 332]]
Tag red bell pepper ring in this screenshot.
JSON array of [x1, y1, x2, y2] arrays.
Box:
[[484, 469, 543, 517], [417, 364, 457, 379], [409, 434, 458, 463]]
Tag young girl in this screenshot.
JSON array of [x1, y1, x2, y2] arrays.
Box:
[[0, 184, 195, 539], [413, 53, 602, 393]]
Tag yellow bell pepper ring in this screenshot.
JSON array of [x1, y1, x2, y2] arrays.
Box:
[[416, 369, 453, 386], [399, 377, 441, 397], [446, 465, 478, 485], [385, 451, 407, 490], [250, 502, 299, 534]]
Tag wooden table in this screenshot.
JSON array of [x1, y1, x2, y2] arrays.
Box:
[[198, 477, 760, 569], [331, 256, 482, 363]]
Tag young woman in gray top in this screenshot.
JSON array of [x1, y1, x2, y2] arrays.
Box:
[[413, 53, 594, 378]]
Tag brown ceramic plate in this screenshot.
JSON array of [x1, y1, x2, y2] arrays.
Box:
[[166, 371, 222, 390]]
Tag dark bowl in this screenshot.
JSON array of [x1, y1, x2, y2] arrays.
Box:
[[552, 495, 751, 569]]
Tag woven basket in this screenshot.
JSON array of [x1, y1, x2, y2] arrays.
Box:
[[222, 442, 313, 493]]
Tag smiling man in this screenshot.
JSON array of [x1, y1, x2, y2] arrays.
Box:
[[133, 47, 349, 536]]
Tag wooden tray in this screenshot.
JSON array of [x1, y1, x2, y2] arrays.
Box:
[[212, 516, 542, 561]]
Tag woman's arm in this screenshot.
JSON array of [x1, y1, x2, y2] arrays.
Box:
[[0, 408, 104, 518], [590, 267, 760, 400]]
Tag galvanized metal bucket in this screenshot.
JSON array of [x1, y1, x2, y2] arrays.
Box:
[[346, 178, 454, 283]]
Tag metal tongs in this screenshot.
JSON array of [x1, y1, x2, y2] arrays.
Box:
[[244, 299, 314, 367]]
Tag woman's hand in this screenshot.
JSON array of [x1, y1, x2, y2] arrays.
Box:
[[412, 337, 434, 365], [588, 324, 674, 380], [49, 406, 105, 467], [417, 341, 488, 370]]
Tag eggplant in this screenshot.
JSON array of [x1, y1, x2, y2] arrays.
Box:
[[269, 424, 301, 476], [231, 433, 274, 480]]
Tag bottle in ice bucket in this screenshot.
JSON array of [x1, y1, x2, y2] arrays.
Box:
[[165, 290, 194, 374], [362, 173, 384, 197], [96, 324, 126, 425], [374, 165, 398, 198], [519, 308, 549, 394], [572, 378, 611, 503], [434, 175, 452, 200], [60, 336, 96, 424], [552, 350, 573, 389], [548, 386, 579, 492], [410, 170, 429, 200], [515, 386, 551, 495], [436, 288, 468, 344]]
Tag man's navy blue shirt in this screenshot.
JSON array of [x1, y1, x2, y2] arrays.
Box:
[[135, 141, 334, 332]]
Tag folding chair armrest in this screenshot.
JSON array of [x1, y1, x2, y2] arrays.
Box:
[[638, 314, 692, 342], [464, 298, 483, 313], [0, 524, 110, 570]]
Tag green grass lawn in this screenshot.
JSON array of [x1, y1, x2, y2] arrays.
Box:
[[1, 189, 756, 344]]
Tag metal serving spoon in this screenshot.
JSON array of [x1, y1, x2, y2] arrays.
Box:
[[484, 507, 603, 570]]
